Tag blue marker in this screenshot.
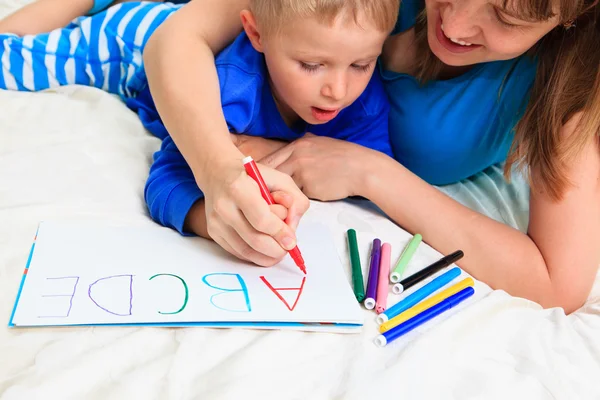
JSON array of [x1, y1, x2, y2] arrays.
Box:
[[376, 267, 461, 324], [374, 286, 475, 347]]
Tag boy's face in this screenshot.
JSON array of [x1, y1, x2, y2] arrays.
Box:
[[244, 11, 388, 125]]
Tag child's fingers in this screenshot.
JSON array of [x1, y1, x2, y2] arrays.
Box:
[[269, 203, 288, 221], [235, 185, 298, 251], [257, 166, 310, 232], [271, 191, 292, 209], [271, 191, 293, 221]]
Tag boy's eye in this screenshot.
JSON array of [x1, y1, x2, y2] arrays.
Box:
[[300, 62, 320, 72], [351, 63, 373, 73]]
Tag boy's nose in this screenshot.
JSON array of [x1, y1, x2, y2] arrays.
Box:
[[321, 72, 347, 101]]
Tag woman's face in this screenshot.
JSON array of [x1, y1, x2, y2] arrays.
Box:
[[425, 0, 561, 66]]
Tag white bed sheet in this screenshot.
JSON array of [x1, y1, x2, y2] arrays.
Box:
[[1, 6, 599, 397]]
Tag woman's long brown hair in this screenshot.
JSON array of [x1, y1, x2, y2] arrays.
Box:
[[413, 0, 600, 200]]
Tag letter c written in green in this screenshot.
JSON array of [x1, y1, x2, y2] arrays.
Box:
[[149, 274, 189, 315]]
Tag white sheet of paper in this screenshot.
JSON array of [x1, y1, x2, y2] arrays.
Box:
[[10, 221, 363, 331]]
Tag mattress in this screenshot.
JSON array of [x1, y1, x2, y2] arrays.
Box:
[[1, 4, 599, 397]]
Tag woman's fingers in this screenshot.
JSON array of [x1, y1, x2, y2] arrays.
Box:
[[210, 186, 290, 257], [211, 233, 248, 262], [208, 209, 285, 267]]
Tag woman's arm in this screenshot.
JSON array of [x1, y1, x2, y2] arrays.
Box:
[[263, 120, 600, 313], [0, 0, 93, 35], [525, 116, 600, 311], [364, 141, 599, 313], [143, 1, 310, 266]]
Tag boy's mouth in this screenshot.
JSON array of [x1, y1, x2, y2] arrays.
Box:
[[311, 107, 340, 122]]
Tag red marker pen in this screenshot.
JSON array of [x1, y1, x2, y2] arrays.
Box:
[[242, 156, 306, 274]]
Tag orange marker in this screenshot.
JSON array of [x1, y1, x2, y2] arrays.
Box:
[[243, 156, 306, 274]]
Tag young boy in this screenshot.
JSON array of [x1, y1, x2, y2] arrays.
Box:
[[0, 0, 398, 247]]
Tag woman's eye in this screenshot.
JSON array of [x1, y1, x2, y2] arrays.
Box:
[[494, 9, 520, 29]]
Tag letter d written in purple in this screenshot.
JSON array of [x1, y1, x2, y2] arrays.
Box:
[[88, 275, 134, 316]]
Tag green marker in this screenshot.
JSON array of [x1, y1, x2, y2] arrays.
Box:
[[347, 229, 365, 302], [390, 234, 422, 283]]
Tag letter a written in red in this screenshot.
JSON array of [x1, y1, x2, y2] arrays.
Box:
[[259, 276, 306, 311]]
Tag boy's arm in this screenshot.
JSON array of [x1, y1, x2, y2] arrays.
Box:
[[184, 201, 210, 239], [144, 136, 205, 236]]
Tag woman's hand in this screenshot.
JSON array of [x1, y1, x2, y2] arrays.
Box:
[[186, 191, 295, 247], [260, 134, 381, 201]]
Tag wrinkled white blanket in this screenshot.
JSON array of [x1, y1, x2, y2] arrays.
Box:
[[1, 3, 600, 397]]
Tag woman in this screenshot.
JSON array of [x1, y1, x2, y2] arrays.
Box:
[[143, 0, 600, 313]]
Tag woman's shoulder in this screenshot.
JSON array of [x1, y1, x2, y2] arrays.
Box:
[[382, 55, 537, 95], [382, 55, 539, 185]]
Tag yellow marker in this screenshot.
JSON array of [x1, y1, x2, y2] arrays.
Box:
[[379, 277, 474, 333]]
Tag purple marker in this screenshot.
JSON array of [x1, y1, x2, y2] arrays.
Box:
[[364, 239, 382, 310]]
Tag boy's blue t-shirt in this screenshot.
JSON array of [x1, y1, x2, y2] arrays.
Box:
[[130, 32, 392, 234], [382, 0, 537, 185]]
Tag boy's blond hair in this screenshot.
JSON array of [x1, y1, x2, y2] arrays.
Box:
[[250, 0, 399, 36]]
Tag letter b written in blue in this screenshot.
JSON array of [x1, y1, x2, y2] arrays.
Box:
[[202, 273, 251, 312]]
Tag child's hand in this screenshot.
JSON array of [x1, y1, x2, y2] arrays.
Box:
[[201, 159, 310, 266]]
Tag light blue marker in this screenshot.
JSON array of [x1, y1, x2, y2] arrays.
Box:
[[376, 267, 461, 324], [375, 286, 475, 347]]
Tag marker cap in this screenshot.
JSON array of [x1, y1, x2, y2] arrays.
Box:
[[374, 335, 387, 347], [392, 283, 404, 294]]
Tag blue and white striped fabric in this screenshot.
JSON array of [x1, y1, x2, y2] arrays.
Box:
[[0, 1, 182, 100]]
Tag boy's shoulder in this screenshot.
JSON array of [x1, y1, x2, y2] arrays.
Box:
[[352, 69, 389, 117], [311, 69, 392, 156], [215, 32, 270, 133], [215, 32, 267, 82], [332, 68, 389, 125]]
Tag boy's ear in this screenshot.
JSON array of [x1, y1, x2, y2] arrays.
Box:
[[240, 10, 264, 53]]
